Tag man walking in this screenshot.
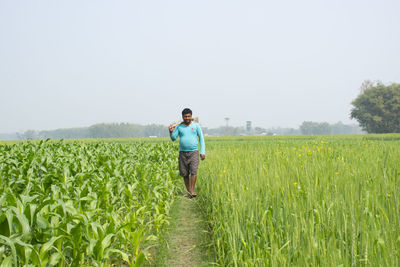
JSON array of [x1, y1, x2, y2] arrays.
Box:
[[169, 108, 206, 197]]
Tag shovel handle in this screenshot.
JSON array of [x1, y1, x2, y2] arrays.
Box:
[[170, 121, 183, 128], [170, 117, 198, 128]]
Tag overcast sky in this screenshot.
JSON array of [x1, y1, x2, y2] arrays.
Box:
[[1, 0, 399, 133]]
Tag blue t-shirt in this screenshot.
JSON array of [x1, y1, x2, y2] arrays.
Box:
[[170, 122, 205, 154]]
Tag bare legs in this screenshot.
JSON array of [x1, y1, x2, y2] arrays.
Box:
[[183, 175, 190, 193], [190, 174, 197, 196], [184, 174, 197, 197]]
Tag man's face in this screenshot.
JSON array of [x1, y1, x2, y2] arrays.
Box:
[[182, 113, 192, 125]]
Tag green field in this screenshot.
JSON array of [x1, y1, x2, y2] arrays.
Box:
[[198, 135, 400, 266], [1, 135, 399, 266], [0, 140, 180, 266]]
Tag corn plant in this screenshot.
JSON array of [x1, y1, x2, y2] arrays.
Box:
[[0, 139, 180, 266]]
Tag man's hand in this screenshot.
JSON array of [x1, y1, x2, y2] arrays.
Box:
[[169, 125, 176, 133], [200, 154, 206, 160]]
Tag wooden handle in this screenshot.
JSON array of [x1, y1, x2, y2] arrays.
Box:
[[171, 121, 183, 128], [170, 117, 198, 128]]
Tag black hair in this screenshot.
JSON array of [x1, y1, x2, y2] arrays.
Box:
[[182, 108, 192, 116]]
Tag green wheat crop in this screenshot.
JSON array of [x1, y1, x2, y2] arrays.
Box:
[[198, 135, 400, 266]]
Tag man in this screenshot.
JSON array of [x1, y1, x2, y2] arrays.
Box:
[[169, 108, 206, 197]]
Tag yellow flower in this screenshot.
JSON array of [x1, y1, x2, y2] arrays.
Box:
[[335, 172, 339, 175], [293, 182, 298, 187], [387, 193, 391, 198]]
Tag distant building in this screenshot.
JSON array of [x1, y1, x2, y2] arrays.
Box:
[[246, 121, 252, 132]]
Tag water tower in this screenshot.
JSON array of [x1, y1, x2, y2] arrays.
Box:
[[246, 121, 252, 132]]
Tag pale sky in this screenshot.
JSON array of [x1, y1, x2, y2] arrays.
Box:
[[1, 0, 399, 133]]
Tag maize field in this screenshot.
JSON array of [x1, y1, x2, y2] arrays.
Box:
[[0, 140, 179, 266]]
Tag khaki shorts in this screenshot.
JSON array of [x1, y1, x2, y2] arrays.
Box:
[[179, 151, 199, 176]]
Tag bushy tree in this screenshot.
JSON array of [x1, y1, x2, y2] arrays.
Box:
[[350, 83, 400, 133], [300, 121, 332, 135], [331, 121, 363, 134]]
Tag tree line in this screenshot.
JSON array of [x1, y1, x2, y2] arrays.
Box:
[[2, 81, 399, 140], [299, 121, 362, 135], [13, 123, 170, 140], [1, 121, 362, 140], [204, 121, 362, 136]]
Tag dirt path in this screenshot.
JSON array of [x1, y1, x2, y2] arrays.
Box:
[[157, 195, 211, 267]]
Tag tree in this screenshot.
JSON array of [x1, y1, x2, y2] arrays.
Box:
[[21, 130, 38, 140], [350, 83, 400, 133], [331, 121, 363, 134], [300, 121, 332, 135], [358, 79, 375, 94]]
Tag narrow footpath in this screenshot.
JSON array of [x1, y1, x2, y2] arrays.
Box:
[[153, 195, 212, 267]]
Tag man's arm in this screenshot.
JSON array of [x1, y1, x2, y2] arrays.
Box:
[[197, 124, 206, 159], [169, 125, 179, 141]]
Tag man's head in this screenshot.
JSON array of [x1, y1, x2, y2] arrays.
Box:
[[182, 108, 193, 125]]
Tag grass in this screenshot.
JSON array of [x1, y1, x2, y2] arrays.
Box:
[[149, 194, 212, 267]]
